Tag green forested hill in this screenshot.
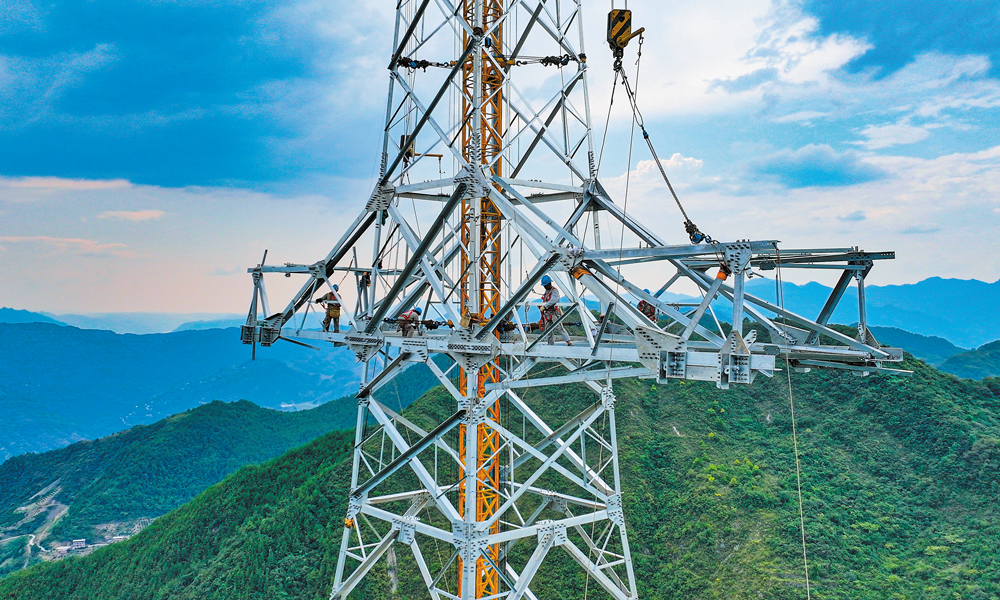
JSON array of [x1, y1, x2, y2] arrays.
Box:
[[939, 340, 1000, 380], [0, 400, 347, 550], [868, 326, 966, 365], [1, 357, 998, 600]]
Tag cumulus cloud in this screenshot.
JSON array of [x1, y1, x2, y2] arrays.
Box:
[[207, 266, 245, 277], [0, 0, 394, 187], [749, 144, 888, 188], [0, 0, 43, 36], [98, 210, 165, 222], [603, 154, 715, 195]]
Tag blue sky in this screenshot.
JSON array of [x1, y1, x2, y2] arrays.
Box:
[[1, 0, 999, 313]]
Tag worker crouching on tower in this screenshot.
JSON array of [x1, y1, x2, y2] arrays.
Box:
[[315, 285, 342, 333], [637, 289, 657, 322], [539, 275, 572, 346], [398, 306, 422, 338]]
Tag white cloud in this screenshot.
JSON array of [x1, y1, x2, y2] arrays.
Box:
[[0, 177, 371, 313], [0, 0, 43, 36], [98, 210, 165, 222], [856, 122, 932, 149], [586, 0, 870, 118], [771, 110, 830, 123]]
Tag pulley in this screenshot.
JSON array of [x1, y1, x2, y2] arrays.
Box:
[[607, 9, 644, 63]]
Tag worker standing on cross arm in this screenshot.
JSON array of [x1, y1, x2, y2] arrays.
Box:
[[315, 285, 342, 333], [539, 275, 572, 346]]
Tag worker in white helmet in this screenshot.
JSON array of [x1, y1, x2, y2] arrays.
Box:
[[539, 275, 572, 345], [315, 284, 342, 333]]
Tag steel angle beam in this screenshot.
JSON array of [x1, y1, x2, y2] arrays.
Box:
[[524, 305, 579, 352], [583, 241, 777, 261], [366, 184, 467, 331], [244, 2, 901, 599], [380, 39, 478, 188], [356, 351, 411, 398], [795, 359, 910, 375], [485, 367, 650, 391], [331, 530, 400, 600], [561, 539, 632, 600], [353, 409, 466, 499], [687, 265, 897, 360]]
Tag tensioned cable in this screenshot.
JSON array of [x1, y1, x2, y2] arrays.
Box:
[[615, 51, 711, 245], [585, 35, 645, 600], [775, 243, 812, 599]]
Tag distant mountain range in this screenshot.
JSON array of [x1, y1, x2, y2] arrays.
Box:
[[6, 275, 999, 345], [0, 273, 1000, 349], [742, 277, 1000, 349], [0, 324, 368, 461], [4, 277, 998, 463], [868, 326, 966, 366], [0, 309, 332, 334], [0, 308, 65, 327], [41, 312, 247, 335]]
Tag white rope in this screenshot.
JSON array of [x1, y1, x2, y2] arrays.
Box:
[[776, 243, 812, 599]]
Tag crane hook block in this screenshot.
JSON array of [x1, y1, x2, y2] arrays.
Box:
[[607, 10, 644, 57]]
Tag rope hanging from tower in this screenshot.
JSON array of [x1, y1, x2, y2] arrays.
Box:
[[607, 9, 715, 246]]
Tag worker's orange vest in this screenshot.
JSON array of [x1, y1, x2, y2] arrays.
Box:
[[326, 294, 341, 317]]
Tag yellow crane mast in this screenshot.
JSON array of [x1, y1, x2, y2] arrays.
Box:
[[458, 0, 505, 597]]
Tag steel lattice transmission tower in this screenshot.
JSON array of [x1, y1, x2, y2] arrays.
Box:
[[242, 1, 906, 598]]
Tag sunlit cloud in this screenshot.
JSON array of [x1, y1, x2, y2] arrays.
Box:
[[207, 266, 245, 277], [98, 210, 165, 222], [0, 236, 128, 255], [2, 176, 131, 191]]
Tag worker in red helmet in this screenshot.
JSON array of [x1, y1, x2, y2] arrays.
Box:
[[398, 306, 422, 338], [315, 284, 342, 333], [539, 274, 572, 346]]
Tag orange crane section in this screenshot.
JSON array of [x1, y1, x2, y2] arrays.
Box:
[[457, 0, 505, 597]]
